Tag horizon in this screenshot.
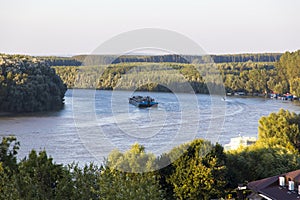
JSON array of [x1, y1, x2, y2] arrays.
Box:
[[0, 50, 289, 58]]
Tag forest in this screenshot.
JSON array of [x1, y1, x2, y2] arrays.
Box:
[[1, 109, 300, 199], [0, 54, 67, 112], [46, 53, 282, 65], [1, 51, 297, 112], [53, 50, 300, 96]]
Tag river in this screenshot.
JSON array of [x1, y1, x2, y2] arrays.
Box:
[[0, 89, 300, 166]]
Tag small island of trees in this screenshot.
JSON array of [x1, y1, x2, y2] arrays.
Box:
[[0, 54, 67, 112]]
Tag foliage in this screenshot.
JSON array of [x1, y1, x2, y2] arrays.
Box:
[[100, 143, 165, 200], [16, 150, 65, 199], [165, 139, 227, 200], [99, 168, 165, 200], [226, 109, 300, 189], [39, 56, 82, 66], [0, 136, 19, 172], [54, 163, 100, 200], [0, 54, 67, 112], [53, 50, 300, 95], [226, 145, 300, 188], [0, 166, 19, 200], [258, 109, 300, 151], [53, 61, 276, 95], [5, 51, 297, 96], [272, 50, 300, 95], [107, 142, 157, 173], [70, 53, 282, 64], [0, 137, 20, 199]]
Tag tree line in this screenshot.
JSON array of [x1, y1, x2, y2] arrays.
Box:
[[53, 62, 273, 95], [272, 50, 300, 95], [1, 109, 300, 199], [33, 53, 282, 66], [53, 50, 299, 96], [68, 53, 282, 65], [39, 56, 82, 66], [0, 54, 67, 112]]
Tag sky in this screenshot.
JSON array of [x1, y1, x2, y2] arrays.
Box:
[[0, 0, 299, 55]]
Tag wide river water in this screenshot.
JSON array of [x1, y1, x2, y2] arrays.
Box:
[[1, 89, 300, 166]]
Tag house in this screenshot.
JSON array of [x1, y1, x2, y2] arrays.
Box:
[[247, 169, 300, 200], [224, 136, 256, 151]]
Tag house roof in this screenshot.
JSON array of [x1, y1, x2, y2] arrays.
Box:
[[247, 169, 300, 200], [286, 169, 300, 183]]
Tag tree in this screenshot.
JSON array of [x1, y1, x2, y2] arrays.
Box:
[[226, 109, 300, 189], [226, 144, 300, 188], [0, 136, 19, 173], [258, 109, 300, 151], [54, 163, 100, 200], [166, 139, 227, 200], [100, 143, 165, 200], [16, 150, 65, 199], [275, 50, 300, 94], [290, 78, 300, 97], [0, 137, 20, 199], [0, 54, 67, 112], [0, 163, 19, 200]]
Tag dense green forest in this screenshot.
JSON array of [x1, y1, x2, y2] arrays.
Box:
[[53, 61, 275, 94], [0, 54, 67, 112], [1, 109, 300, 199], [273, 50, 300, 95], [52, 50, 300, 96]]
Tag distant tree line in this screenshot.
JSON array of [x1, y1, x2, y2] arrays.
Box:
[[39, 56, 82, 66], [34, 53, 282, 67], [1, 109, 300, 199], [0, 54, 67, 112], [68, 53, 282, 65], [53, 62, 274, 95], [53, 50, 300, 96]]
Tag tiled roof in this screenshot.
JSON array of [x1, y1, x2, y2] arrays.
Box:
[[247, 169, 300, 200], [286, 169, 300, 182]]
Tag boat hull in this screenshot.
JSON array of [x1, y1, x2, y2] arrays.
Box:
[[129, 96, 158, 108]]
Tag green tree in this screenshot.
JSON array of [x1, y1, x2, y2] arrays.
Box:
[[275, 50, 300, 94], [0, 136, 19, 173], [100, 143, 165, 200], [0, 54, 67, 112], [258, 109, 300, 151], [55, 163, 100, 200], [16, 150, 65, 200], [0, 137, 20, 199], [167, 139, 227, 200], [226, 144, 300, 188], [290, 78, 300, 97]]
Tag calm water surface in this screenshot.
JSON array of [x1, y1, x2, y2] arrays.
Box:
[[1, 89, 300, 165]]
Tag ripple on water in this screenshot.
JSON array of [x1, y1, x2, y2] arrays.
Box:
[[0, 89, 300, 165]]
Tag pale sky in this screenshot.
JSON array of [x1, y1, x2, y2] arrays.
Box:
[[0, 0, 299, 55]]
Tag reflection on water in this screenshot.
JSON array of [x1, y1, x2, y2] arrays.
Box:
[[0, 89, 299, 165]]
